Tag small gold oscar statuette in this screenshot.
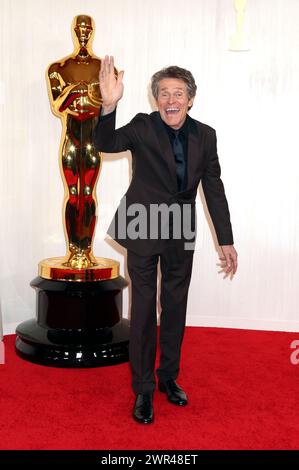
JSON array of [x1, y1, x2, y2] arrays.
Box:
[[15, 16, 129, 366], [229, 0, 250, 51]]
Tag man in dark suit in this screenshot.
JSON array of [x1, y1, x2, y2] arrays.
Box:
[[93, 56, 238, 424]]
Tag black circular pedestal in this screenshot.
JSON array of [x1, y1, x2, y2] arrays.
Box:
[[15, 276, 130, 367]]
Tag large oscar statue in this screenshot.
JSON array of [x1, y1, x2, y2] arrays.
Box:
[[15, 15, 130, 366]]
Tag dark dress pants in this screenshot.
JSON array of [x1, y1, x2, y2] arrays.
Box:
[[127, 241, 194, 394]]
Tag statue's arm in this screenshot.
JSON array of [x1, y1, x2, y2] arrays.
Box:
[[46, 64, 80, 117], [86, 82, 102, 109]]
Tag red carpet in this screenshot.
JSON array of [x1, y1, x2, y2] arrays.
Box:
[[0, 327, 299, 450]]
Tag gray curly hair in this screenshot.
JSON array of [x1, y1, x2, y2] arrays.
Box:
[[151, 65, 197, 101]]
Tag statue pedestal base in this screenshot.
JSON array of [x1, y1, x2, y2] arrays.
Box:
[[15, 276, 130, 367]]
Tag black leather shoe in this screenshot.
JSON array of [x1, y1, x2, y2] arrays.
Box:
[[133, 393, 154, 424], [158, 379, 188, 406]]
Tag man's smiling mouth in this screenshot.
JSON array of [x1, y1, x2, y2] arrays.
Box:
[[165, 107, 180, 115]]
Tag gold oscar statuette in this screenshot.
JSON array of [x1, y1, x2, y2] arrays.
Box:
[[15, 16, 129, 367], [229, 0, 250, 51]]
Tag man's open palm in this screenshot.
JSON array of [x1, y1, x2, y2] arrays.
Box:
[[99, 55, 124, 108]]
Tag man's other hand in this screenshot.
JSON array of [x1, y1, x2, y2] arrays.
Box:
[[219, 245, 238, 278]]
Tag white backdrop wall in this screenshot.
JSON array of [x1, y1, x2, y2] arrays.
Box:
[[0, 0, 298, 334]]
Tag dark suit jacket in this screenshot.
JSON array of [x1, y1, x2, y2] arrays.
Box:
[[93, 110, 234, 256]]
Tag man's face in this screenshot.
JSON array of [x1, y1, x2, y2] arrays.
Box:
[[156, 78, 194, 129]]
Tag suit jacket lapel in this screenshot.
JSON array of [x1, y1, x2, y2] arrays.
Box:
[[150, 112, 204, 194]]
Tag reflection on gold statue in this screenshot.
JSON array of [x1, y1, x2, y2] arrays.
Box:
[[40, 15, 118, 280]]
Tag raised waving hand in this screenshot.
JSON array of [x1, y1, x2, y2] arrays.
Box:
[[99, 55, 124, 114]]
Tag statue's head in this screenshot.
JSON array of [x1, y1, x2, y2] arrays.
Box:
[[72, 15, 95, 49]]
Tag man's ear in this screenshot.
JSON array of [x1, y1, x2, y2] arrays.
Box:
[[188, 97, 195, 110], [188, 97, 195, 108]]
